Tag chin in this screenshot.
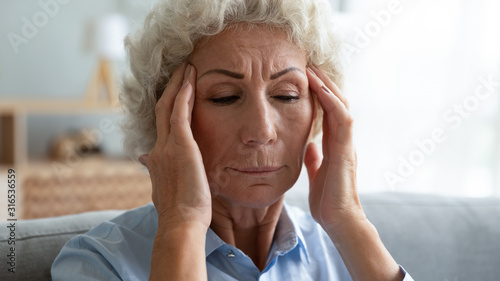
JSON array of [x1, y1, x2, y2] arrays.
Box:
[[211, 182, 292, 209]]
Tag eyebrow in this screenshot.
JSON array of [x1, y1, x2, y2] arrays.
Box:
[[198, 66, 304, 80], [270, 67, 304, 80], [199, 69, 244, 79]]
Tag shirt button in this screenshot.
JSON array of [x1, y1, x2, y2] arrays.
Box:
[[227, 251, 235, 258]]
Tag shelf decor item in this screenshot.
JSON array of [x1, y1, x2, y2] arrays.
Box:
[[50, 129, 101, 161], [85, 14, 128, 106], [0, 15, 128, 167]]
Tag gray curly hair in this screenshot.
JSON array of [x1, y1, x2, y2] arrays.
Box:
[[121, 0, 343, 158]]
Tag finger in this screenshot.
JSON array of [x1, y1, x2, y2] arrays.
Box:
[[138, 154, 149, 168], [310, 65, 349, 110], [169, 65, 198, 146], [304, 142, 322, 182], [186, 65, 196, 125], [155, 63, 188, 144], [321, 110, 331, 157], [304, 142, 322, 220], [307, 68, 354, 147], [307, 67, 349, 117]]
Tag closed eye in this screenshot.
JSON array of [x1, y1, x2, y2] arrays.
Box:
[[209, 96, 240, 105], [273, 95, 300, 103]]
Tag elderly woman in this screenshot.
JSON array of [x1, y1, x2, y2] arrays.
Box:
[[52, 0, 414, 280]]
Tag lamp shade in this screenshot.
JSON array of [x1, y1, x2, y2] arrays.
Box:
[[94, 14, 128, 60]]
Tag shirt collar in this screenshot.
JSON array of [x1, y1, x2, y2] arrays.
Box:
[[205, 228, 226, 257], [277, 203, 310, 261], [204, 203, 309, 262]]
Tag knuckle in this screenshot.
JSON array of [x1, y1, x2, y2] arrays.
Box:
[[343, 114, 355, 126], [148, 152, 161, 167], [149, 146, 168, 164], [169, 116, 186, 127], [154, 99, 168, 116], [343, 99, 350, 109]]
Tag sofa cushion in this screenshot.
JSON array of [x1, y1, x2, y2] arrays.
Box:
[[2, 192, 500, 281], [361, 192, 500, 281], [0, 210, 123, 281]]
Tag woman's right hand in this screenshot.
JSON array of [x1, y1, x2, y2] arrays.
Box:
[[139, 63, 212, 232]]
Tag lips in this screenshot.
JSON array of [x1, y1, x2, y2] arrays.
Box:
[[230, 166, 283, 175]]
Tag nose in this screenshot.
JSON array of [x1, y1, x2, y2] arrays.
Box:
[[239, 96, 277, 146]]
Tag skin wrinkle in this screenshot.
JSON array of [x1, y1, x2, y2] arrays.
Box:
[[128, 2, 403, 279], [197, 66, 304, 81], [193, 68, 310, 205], [189, 25, 315, 269]]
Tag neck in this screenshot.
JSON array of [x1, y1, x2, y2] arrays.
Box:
[[210, 196, 284, 271]]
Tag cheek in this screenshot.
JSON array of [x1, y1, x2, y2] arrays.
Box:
[[192, 97, 315, 163], [280, 99, 315, 166], [191, 104, 231, 163], [192, 105, 214, 148], [280, 99, 315, 140]]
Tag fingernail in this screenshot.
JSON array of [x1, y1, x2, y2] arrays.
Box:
[[184, 64, 192, 80], [138, 155, 147, 167], [307, 66, 317, 76], [181, 64, 192, 90], [181, 79, 190, 90], [321, 85, 332, 95]]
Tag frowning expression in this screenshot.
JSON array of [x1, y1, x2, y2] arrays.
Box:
[[190, 25, 314, 208]]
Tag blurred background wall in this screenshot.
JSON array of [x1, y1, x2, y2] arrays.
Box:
[[0, 0, 157, 159], [336, 0, 500, 197]]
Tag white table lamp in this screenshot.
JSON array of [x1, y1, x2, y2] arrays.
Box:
[[85, 14, 128, 106]]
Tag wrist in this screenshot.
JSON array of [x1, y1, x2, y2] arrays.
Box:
[[153, 222, 208, 264], [156, 221, 208, 241], [325, 218, 404, 281], [325, 217, 376, 246], [320, 206, 367, 235], [150, 219, 208, 281]]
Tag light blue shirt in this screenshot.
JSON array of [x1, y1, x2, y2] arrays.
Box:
[[51, 202, 414, 280]]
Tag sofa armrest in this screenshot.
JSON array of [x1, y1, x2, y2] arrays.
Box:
[[0, 210, 124, 281], [361, 192, 500, 281]]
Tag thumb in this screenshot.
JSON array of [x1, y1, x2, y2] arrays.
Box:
[[138, 154, 149, 168], [304, 142, 322, 183]]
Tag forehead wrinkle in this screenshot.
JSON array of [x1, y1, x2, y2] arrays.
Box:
[[267, 53, 305, 79], [192, 26, 307, 84]]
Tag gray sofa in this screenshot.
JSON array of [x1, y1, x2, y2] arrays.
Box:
[[1, 192, 499, 280]]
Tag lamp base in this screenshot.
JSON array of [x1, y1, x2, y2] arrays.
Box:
[[85, 58, 119, 106]]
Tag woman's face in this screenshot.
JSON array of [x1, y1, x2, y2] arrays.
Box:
[[190, 26, 314, 208]]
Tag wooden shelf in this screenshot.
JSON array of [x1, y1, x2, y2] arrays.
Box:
[[1, 58, 120, 166], [0, 99, 120, 114], [0, 99, 119, 167]]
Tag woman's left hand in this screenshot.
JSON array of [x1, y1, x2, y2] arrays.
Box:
[[304, 65, 366, 233], [304, 66, 405, 281]]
